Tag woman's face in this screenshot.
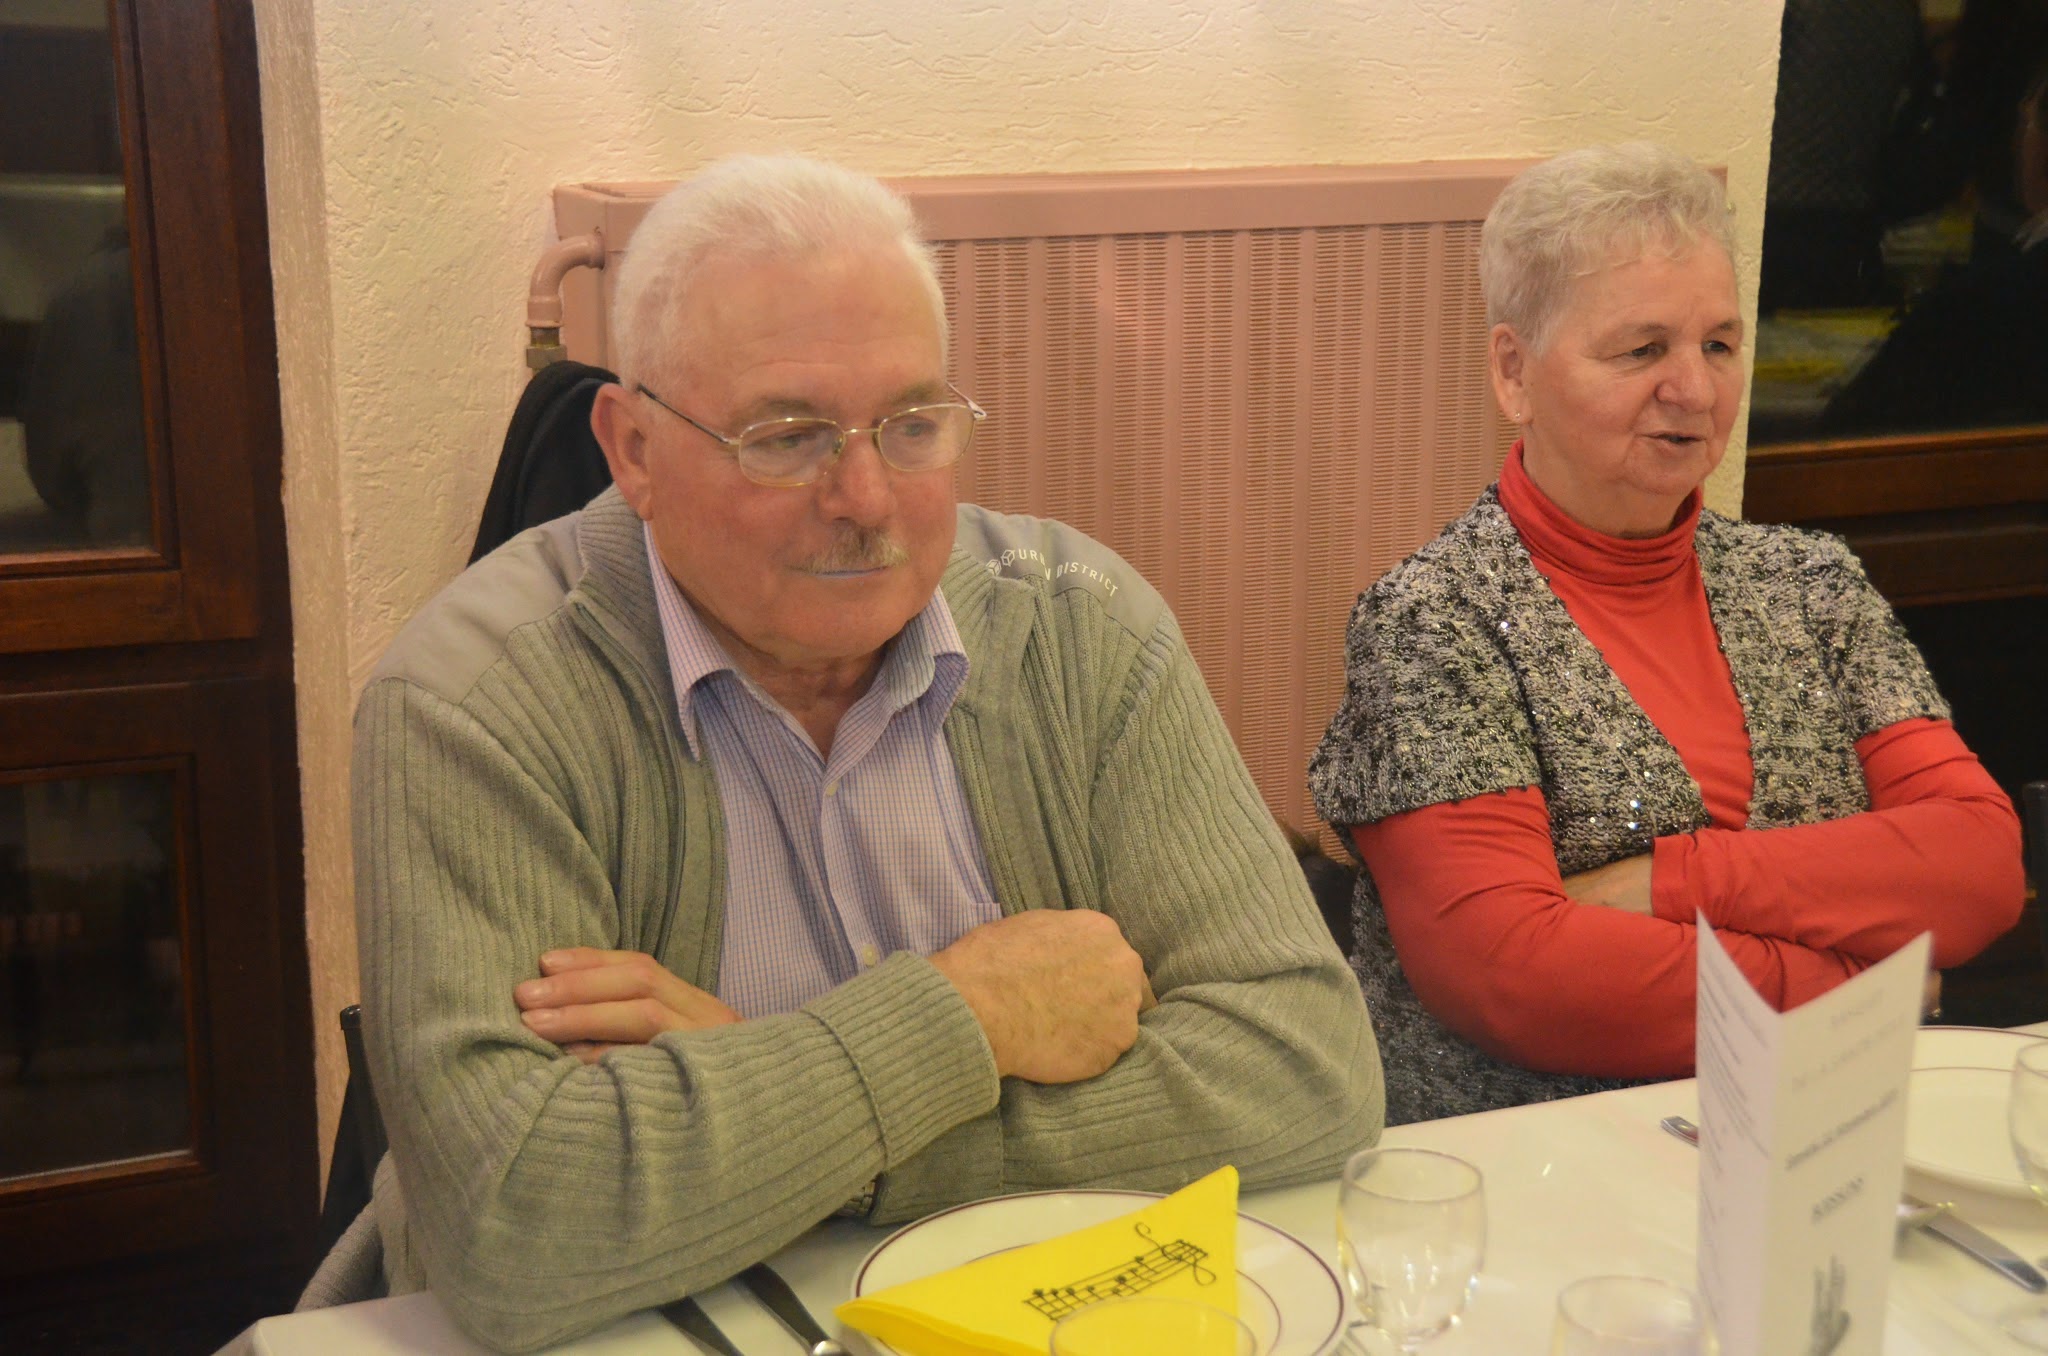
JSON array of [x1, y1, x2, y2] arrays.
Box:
[[1491, 241, 1745, 537]]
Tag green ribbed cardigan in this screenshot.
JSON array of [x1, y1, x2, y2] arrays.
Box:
[[347, 487, 1384, 1352]]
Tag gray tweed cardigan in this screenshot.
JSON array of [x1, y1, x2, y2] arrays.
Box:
[[1310, 487, 1947, 1125]]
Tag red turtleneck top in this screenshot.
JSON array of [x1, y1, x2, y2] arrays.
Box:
[[1348, 445, 2023, 1077]]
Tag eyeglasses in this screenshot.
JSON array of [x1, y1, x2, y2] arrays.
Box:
[[635, 381, 986, 488]]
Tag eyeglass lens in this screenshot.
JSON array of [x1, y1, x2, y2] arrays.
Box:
[[739, 404, 975, 484]]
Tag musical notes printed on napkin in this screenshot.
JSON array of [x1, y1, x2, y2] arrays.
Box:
[[1024, 1221, 1219, 1320]]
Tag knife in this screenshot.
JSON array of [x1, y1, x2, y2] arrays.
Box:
[[1661, 1115, 2048, 1293], [1909, 1193, 2048, 1293], [660, 1295, 745, 1356], [738, 1262, 850, 1355]]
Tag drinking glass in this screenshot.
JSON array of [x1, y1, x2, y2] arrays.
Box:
[[1048, 1297, 1257, 1355], [1336, 1147, 1485, 1351], [1551, 1275, 1713, 1354], [2005, 1041, 2048, 1347]]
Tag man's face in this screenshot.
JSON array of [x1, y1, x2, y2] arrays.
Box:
[[623, 245, 958, 683]]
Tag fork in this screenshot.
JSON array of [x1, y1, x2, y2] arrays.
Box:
[[660, 1295, 744, 1356]]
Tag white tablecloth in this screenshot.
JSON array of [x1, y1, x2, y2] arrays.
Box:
[[224, 1066, 2048, 1354]]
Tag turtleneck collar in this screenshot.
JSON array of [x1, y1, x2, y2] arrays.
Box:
[[1497, 440, 1701, 587]]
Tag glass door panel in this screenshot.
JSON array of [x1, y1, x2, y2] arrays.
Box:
[[1749, 7, 2048, 444], [0, 0, 313, 1292], [0, 675, 309, 1277], [0, 767, 189, 1180], [0, 8, 156, 556]]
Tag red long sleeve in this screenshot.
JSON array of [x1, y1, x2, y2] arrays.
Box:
[[1352, 795, 1865, 1077], [1653, 718, 2023, 967]]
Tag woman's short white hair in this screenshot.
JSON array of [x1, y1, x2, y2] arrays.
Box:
[[610, 153, 947, 390], [1480, 143, 1736, 350]]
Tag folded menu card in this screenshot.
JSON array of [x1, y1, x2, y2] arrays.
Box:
[[836, 1165, 1240, 1356], [1695, 919, 1929, 1356]]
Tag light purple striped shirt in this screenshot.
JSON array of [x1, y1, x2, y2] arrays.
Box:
[[644, 525, 1001, 1018]]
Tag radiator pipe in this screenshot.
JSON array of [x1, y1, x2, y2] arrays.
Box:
[[526, 229, 606, 369]]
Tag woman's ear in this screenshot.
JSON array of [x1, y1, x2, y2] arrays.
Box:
[[1489, 322, 1530, 425], [591, 383, 655, 519]]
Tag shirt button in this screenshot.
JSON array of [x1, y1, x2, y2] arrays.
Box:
[[824, 781, 839, 797], [859, 943, 880, 968]]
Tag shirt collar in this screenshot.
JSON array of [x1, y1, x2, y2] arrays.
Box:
[[643, 522, 967, 758]]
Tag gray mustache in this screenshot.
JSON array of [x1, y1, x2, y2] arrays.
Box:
[[797, 526, 910, 573]]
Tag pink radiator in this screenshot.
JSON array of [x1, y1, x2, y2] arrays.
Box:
[[553, 163, 1527, 851]]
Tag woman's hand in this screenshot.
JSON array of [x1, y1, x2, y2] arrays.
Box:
[[514, 948, 742, 1064], [1561, 854, 1654, 915]]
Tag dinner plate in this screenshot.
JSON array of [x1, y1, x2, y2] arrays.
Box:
[[850, 1188, 1346, 1356], [1912, 1024, 2042, 1074], [1904, 1026, 2046, 1198]]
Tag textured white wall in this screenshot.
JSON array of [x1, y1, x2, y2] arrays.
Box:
[[257, 0, 1787, 1164]]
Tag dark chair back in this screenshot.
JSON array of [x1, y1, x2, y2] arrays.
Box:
[[314, 1005, 388, 1256], [2026, 781, 2047, 962], [470, 360, 616, 562], [1299, 851, 1358, 958]]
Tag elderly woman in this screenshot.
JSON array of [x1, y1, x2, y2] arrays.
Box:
[[1310, 143, 2025, 1126]]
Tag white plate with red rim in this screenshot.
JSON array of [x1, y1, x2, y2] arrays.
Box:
[[849, 1188, 1345, 1356], [1905, 1025, 2048, 1198]]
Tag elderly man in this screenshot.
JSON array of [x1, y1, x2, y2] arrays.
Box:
[[341, 154, 1382, 1351]]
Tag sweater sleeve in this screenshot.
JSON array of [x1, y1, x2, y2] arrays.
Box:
[[1801, 530, 1951, 737], [876, 604, 1387, 1219], [1650, 718, 2024, 967], [354, 677, 1002, 1353], [1353, 788, 1866, 1078], [1311, 557, 1543, 830]]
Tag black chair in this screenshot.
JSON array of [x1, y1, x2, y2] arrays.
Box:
[[1299, 852, 1358, 959], [1277, 821, 1358, 958], [314, 1005, 388, 1256], [2026, 781, 2047, 964], [469, 359, 615, 563]]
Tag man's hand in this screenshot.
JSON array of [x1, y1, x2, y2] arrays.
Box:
[[1562, 853, 1655, 915], [929, 910, 1157, 1084], [514, 948, 741, 1064]]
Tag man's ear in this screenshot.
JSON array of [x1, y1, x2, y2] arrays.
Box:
[[591, 382, 655, 519], [1488, 322, 1531, 426]]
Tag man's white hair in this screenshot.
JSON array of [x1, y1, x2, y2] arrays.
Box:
[[610, 153, 947, 391], [1480, 143, 1736, 351]]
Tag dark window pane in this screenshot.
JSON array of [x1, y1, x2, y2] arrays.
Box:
[[0, 14, 154, 553], [0, 771, 189, 1179], [1751, 0, 2048, 444]]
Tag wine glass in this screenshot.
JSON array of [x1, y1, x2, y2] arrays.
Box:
[[1336, 1147, 1485, 1351], [1551, 1275, 1713, 1354], [1048, 1297, 1256, 1355], [2005, 1041, 2048, 1347]]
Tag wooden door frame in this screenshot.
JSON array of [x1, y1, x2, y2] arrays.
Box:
[[0, 0, 316, 1287], [0, 0, 273, 654]]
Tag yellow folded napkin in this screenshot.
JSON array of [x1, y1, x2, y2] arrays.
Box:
[[837, 1166, 1241, 1356]]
